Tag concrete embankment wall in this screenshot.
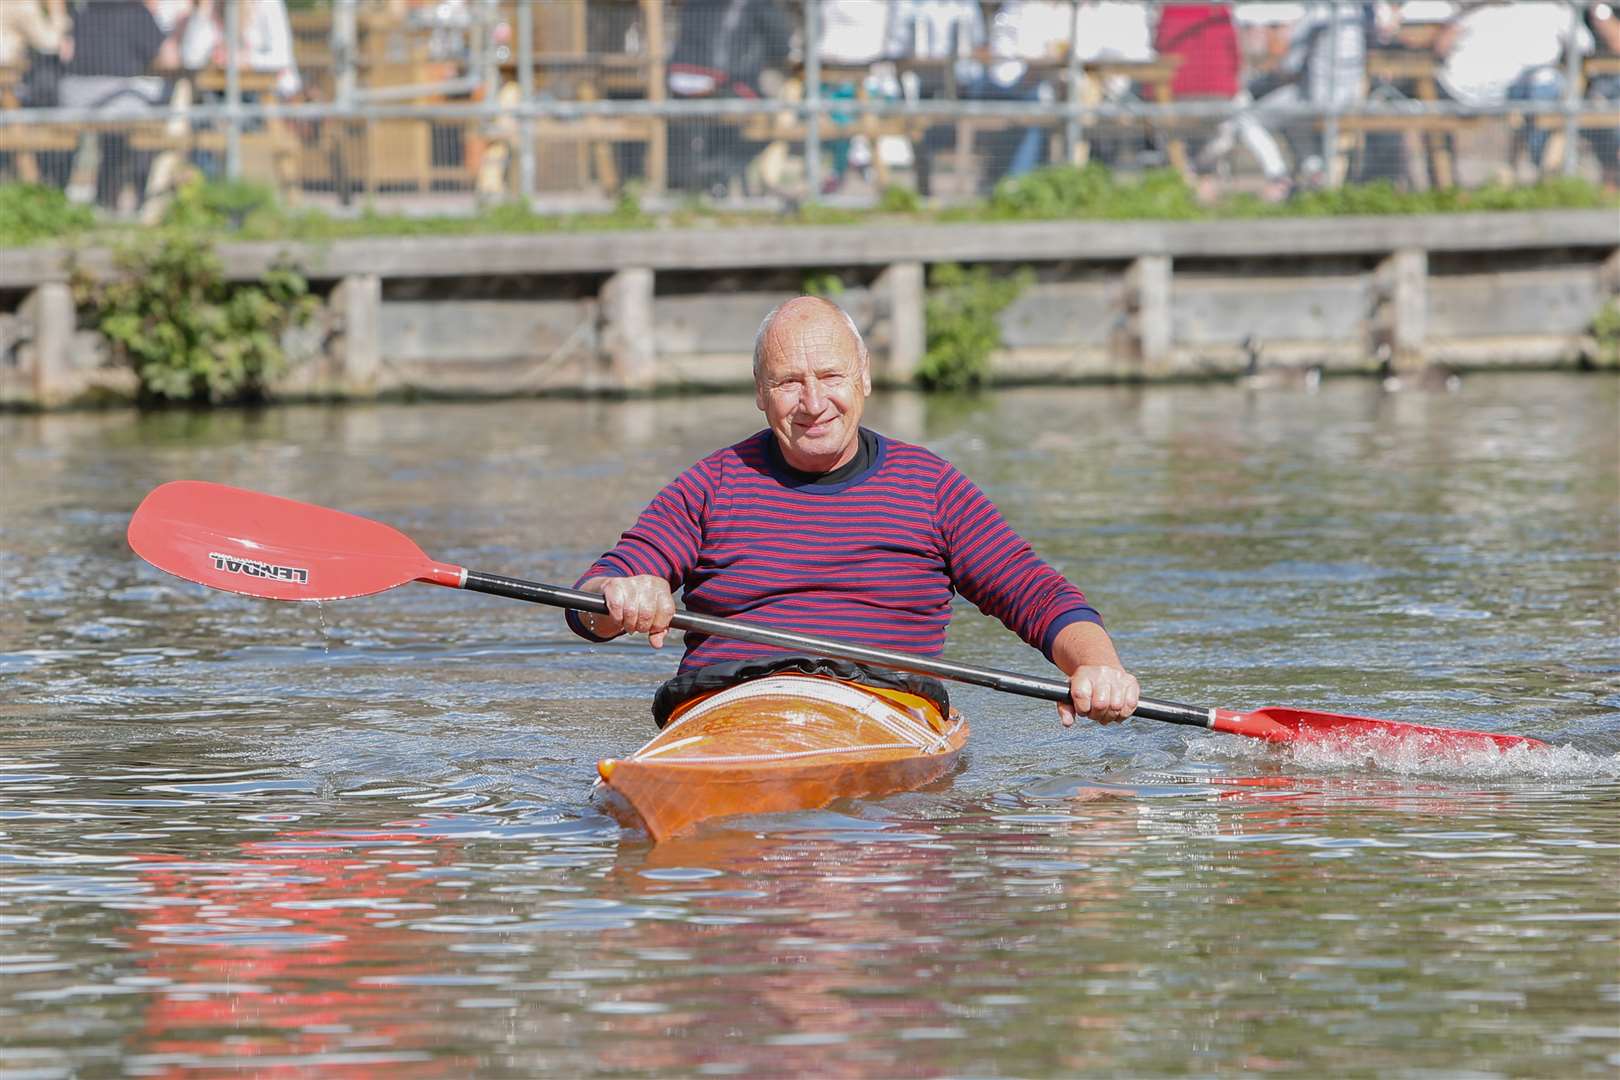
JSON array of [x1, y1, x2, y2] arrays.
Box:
[[2, 210, 1617, 407]]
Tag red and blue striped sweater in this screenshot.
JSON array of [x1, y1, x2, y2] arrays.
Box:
[[568, 429, 1101, 673]]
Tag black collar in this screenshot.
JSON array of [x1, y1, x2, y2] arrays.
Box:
[[764, 427, 880, 490]]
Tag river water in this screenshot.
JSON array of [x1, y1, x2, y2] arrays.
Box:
[[2, 373, 1617, 1078]]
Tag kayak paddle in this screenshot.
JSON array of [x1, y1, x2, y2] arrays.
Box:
[[127, 481, 1546, 753]]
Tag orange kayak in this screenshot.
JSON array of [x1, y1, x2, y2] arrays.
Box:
[[594, 674, 968, 842]]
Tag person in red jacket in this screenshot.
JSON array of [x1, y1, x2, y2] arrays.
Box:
[[1154, 3, 1289, 202], [1157, 3, 1242, 100]]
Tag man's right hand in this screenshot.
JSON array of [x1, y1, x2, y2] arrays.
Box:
[[581, 575, 676, 648]]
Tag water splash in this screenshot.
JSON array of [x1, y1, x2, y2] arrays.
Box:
[[1187, 730, 1620, 782], [306, 600, 330, 655]]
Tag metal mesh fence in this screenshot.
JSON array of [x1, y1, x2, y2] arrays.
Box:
[[0, 1, 1615, 215]]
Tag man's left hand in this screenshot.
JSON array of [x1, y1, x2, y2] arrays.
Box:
[[1058, 665, 1140, 727]]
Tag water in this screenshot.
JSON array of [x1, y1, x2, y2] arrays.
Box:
[[2, 374, 1617, 1077]]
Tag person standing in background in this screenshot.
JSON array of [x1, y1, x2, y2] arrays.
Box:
[[0, 0, 69, 75], [240, 0, 301, 100], [969, 0, 1076, 185], [1270, 1, 1368, 187], [1065, 1, 1156, 169], [58, 0, 179, 210], [884, 0, 986, 195], [1435, 1, 1592, 173], [665, 0, 794, 196], [1157, 3, 1290, 201], [0, 0, 71, 185], [815, 0, 892, 193], [1582, 1, 1620, 189]]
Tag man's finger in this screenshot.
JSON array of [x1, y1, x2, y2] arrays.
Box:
[[1072, 679, 1092, 717], [1057, 702, 1075, 728], [1095, 684, 1117, 714], [649, 629, 667, 649]]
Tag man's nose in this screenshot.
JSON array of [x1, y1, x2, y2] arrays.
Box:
[[801, 378, 825, 413]]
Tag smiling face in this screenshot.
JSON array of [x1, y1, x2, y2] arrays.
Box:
[[754, 298, 873, 473]]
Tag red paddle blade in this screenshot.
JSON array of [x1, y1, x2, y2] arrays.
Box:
[[128, 481, 464, 601], [1214, 707, 1546, 752]]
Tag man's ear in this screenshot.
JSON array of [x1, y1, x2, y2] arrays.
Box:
[[861, 352, 873, 396]]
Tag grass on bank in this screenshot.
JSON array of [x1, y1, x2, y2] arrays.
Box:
[[2, 165, 1616, 247]]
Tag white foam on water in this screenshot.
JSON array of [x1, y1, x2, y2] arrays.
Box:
[[1186, 730, 1620, 782]]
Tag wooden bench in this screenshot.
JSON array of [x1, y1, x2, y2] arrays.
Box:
[[1364, 49, 1488, 189]]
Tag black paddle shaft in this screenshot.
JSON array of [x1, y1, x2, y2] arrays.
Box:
[[461, 571, 1217, 731]]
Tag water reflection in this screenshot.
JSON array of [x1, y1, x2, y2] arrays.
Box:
[[125, 829, 470, 1078]]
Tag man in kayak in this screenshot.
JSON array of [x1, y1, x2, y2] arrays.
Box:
[[568, 295, 1140, 728]]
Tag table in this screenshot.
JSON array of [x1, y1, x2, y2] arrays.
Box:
[[1075, 56, 1183, 169], [1365, 48, 1460, 188], [1581, 55, 1620, 94]]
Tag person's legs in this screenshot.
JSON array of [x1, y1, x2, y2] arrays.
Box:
[[1240, 84, 1295, 196], [1004, 123, 1046, 178], [1193, 93, 1246, 173], [1580, 76, 1620, 184], [1507, 66, 1565, 168], [1198, 83, 1293, 181], [822, 82, 855, 187], [961, 75, 1046, 184], [1188, 90, 1285, 202]]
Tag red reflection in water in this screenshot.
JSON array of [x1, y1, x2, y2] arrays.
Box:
[[125, 823, 471, 1079], [582, 816, 1137, 1078]]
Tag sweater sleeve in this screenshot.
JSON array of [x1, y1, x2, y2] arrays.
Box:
[[565, 458, 712, 642], [935, 463, 1102, 661]]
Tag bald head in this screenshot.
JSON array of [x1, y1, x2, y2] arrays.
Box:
[[752, 296, 869, 384]]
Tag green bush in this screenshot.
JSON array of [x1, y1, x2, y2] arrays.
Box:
[[160, 177, 280, 232], [918, 262, 1032, 392], [878, 185, 923, 214], [0, 184, 95, 246], [801, 270, 846, 297], [985, 164, 1204, 221], [73, 231, 317, 404], [1592, 300, 1620, 368], [980, 166, 1615, 223]]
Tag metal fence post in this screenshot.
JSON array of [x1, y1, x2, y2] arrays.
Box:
[[334, 0, 357, 108], [225, 0, 241, 180], [481, 0, 500, 105], [332, 0, 358, 204], [1324, 0, 1341, 188], [518, 0, 536, 201], [1065, 0, 1082, 164], [804, 0, 822, 200], [1563, 0, 1582, 177]]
